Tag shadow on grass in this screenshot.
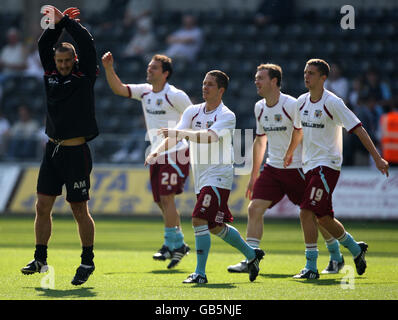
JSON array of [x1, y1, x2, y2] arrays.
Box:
[[291, 278, 343, 286], [259, 273, 293, 279], [188, 283, 237, 289], [149, 269, 186, 275], [103, 272, 138, 275], [34, 287, 97, 298]]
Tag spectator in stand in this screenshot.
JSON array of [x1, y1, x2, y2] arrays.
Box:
[[344, 92, 383, 166], [325, 63, 349, 103], [0, 110, 10, 158], [363, 67, 392, 108], [122, 18, 155, 61], [123, 0, 154, 28], [6, 105, 39, 160], [0, 28, 27, 81], [253, 0, 295, 27], [24, 43, 43, 80], [165, 14, 203, 62], [348, 76, 365, 110]]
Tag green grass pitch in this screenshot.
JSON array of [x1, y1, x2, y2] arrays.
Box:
[[0, 215, 397, 300]]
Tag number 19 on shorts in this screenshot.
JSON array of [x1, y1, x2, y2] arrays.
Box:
[[309, 187, 324, 202]]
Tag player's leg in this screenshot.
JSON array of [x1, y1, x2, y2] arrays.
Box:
[[64, 143, 95, 285], [293, 208, 320, 279], [210, 186, 264, 282], [246, 199, 272, 247], [317, 217, 344, 274], [182, 217, 211, 283], [21, 193, 56, 275], [22, 142, 61, 275], [317, 215, 367, 275], [160, 193, 190, 269], [227, 199, 271, 273]]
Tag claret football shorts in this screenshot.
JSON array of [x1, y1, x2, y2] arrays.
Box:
[[150, 149, 190, 203], [192, 186, 233, 229], [251, 164, 305, 207], [300, 165, 340, 218]]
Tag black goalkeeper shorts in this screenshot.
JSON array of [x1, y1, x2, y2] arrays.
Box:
[[37, 141, 93, 202]]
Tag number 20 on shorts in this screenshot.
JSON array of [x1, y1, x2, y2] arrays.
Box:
[[161, 172, 178, 185]]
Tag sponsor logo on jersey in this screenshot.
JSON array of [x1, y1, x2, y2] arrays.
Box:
[[48, 78, 59, 85], [262, 126, 287, 132], [145, 108, 166, 115], [302, 121, 325, 128]]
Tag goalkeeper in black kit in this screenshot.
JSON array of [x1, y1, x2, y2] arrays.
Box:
[[21, 5, 99, 286]]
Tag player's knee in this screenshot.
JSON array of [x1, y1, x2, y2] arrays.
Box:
[[300, 209, 314, 219], [35, 199, 53, 217], [209, 224, 224, 235], [248, 201, 266, 220], [70, 201, 89, 219], [317, 215, 333, 227], [159, 194, 175, 209]]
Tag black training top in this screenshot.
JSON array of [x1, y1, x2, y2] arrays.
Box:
[[38, 15, 99, 142]]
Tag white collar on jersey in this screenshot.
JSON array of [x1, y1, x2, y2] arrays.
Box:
[[203, 101, 224, 114], [151, 82, 170, 94]]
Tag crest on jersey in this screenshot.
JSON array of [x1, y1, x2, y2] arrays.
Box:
[[206, 121, 214, 128], [274, 114, 282, 122], [315, 110, 323, 118], [156, 99, 163, 106]]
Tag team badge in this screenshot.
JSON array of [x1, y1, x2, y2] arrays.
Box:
[[156, 99, 163, 106], [274, 114, 282, 122], [206, 121, 214, 128], [315, 110, 323, 118]]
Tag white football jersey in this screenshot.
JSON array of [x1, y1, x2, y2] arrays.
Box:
[[294, 89, 362, 173], [175, 102, 235, 194], [255, 92, 302, 169], [126, 82, 192, 154]]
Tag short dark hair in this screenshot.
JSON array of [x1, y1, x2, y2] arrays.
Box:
[[55, 42, 76, 58], [206, 70, 229, 91], [257, 63, 282, 87], [152, 54, 173, 80], [306, 59, 330, 77]]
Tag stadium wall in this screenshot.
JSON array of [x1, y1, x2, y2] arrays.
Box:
[[1, 163, 397, 220]]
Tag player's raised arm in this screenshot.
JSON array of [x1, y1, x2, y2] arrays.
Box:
[[38, 5, 66, 71], [102, 51, 130, 97]]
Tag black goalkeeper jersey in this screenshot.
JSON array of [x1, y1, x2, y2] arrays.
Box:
[[38, 15, 99, 142]]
